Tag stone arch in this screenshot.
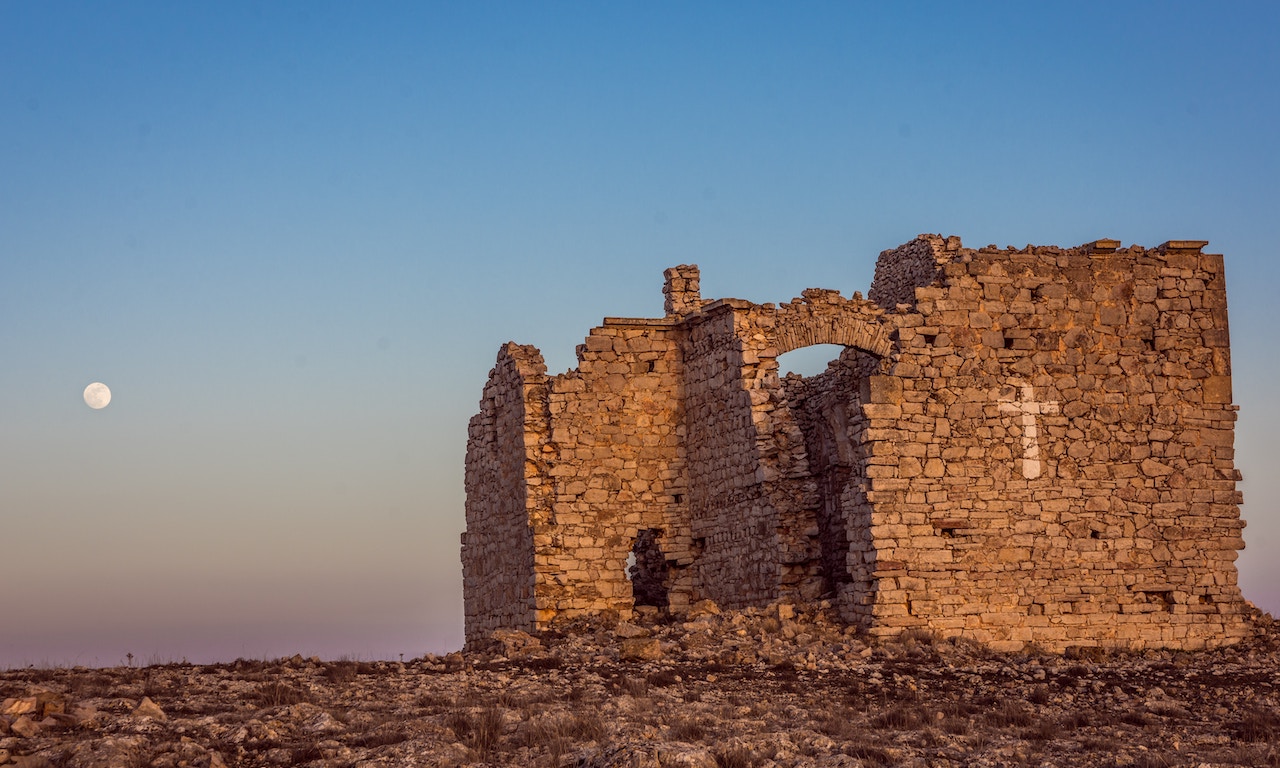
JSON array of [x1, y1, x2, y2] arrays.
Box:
[[771, 292, 892, 358], [759, 295, 888, 611]]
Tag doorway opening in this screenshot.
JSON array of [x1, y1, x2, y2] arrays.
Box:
[[628, 529, 670, 609]]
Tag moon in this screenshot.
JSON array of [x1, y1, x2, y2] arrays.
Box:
[[83, 382, 112, 410]]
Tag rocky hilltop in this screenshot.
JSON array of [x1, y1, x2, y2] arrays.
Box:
[[3, 602, 1278, 768]]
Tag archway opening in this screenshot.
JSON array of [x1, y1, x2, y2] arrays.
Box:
[[776, 344, 848, 377], [777, 345, 883, 600]]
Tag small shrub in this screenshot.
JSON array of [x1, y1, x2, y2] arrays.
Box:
[[290, 744, 324, 764], [843, 743, 893, 766], [1131, 752, 1177, 768], [714, 746, 754, 768], [416, 692, 452, 710], [986, 700, 1033, 728], [252, 682, 309, 708], [1023, 717, 1061, 742], [1119, 710, 1151, 728], [1080, 736, 1121, 751], [1234, 708, 1280, 742], [448, 708, 504, 757], [323, 662, 357, 684], [517, 711, 605, 765], [1212, 744, 1280, 767], [349, 729, 410, 748], [669, 716, 707, 742], [620, 677, 648, 697], [520, 656, 563, 671], [871, 705, 925, 730], [941, 716, 970, 735]]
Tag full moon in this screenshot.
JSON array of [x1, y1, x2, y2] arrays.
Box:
[[83, 382, 111, 410]]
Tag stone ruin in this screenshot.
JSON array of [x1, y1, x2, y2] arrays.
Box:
[[462, 235, 1251, 651]]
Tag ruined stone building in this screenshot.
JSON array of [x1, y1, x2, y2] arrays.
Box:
[[462, 235, 1250, 651]]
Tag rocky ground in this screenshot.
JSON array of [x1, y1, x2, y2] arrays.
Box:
[[3, 603, 1279, 768]]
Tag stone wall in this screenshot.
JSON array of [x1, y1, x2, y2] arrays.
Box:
[[462, 235, 1251, 651], [461, 343, 545, 639], [536, 318, 690, 621], [854, 236, 1248, 650]]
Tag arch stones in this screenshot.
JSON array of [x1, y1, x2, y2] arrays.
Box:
[[463, 235, 1252, 652]]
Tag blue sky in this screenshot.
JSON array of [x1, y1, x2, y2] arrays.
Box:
[[2, 2, 1278, 666]]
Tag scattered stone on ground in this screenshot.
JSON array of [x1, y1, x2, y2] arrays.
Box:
[[3, 603, 1278, 767]]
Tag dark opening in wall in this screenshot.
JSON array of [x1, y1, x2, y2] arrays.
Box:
[[628, 529, 670, 609]]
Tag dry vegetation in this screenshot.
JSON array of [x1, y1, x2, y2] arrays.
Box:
[[2, 604, 1278, 767]]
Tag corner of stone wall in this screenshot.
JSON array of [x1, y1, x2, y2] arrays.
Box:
[[868, 234, 960, 311], [462, 341, 551, 644]]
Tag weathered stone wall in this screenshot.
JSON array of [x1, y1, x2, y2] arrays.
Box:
[[681, 302, 780, 608], [537, 319, 690, 623], [462, 235, 1251, 651], [857, 236, 1247, 650], [461, 343, 546, 639], [868, 235, 954, 310]]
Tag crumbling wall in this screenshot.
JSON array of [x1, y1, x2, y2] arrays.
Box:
[[536, 319, 691, 623], [463, 235, 1250, 652], [682, 302, 782, 607], [462, 343, 547, 641], [860, 237, 1248, 650], [868, 234, 953, 310]]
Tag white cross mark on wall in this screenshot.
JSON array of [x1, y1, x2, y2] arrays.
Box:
[[998, 380, 1059, 480]]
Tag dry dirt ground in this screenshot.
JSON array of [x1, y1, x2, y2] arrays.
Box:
[[3, 603, 1279, 768]]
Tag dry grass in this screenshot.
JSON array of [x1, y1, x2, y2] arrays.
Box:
[[446, 707, 504, 758], [871, 703, 927, 730], [843, 743, 894, 765], [251, 681, 310, 708], [322, 661, 358, 684], [348, 728, 410, 748], [1210, 744, 1280, 767], [1234, 707, 1280, 742], [985, 699, 1034, 728], [1131, 752, 1178, 768], [713, 745, 756, 768], [668, 715, 709, 742], [516, 711, 606, 765]]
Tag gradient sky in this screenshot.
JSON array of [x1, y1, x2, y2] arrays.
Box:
[[3, 2, 1278, 668]]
